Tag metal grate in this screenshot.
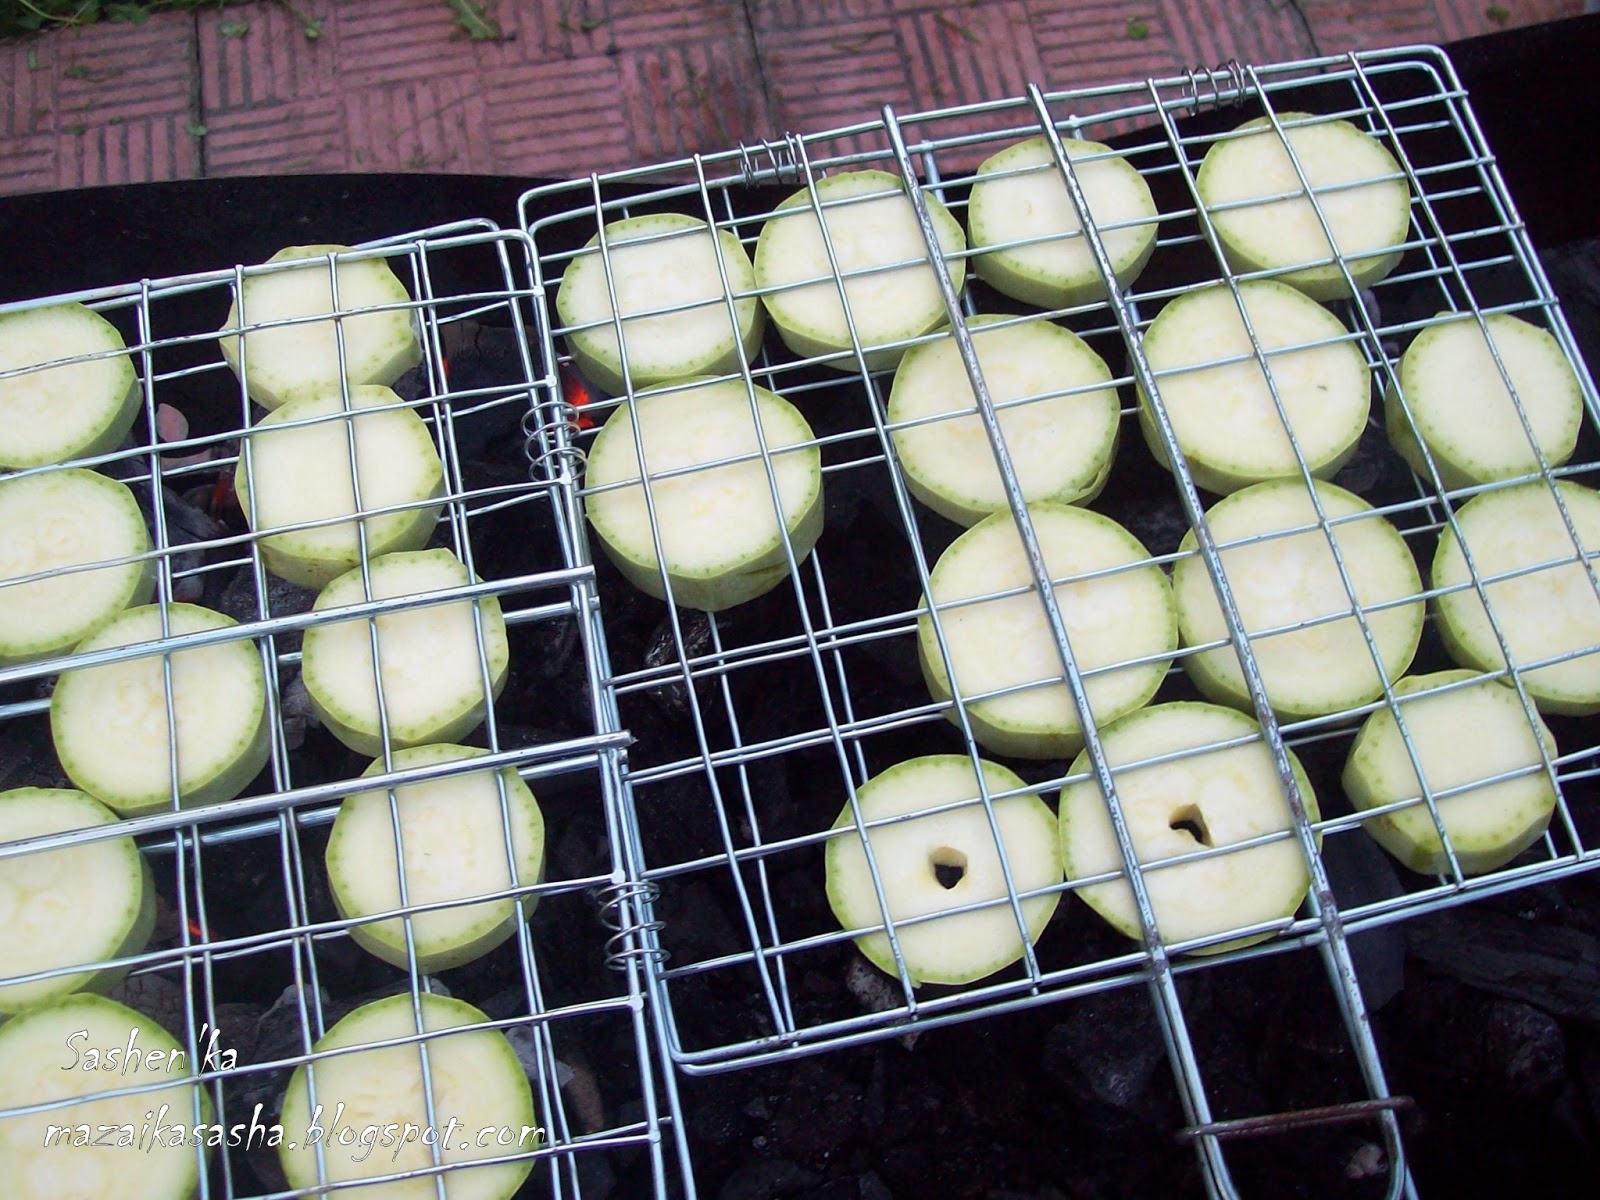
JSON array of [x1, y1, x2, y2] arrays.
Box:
[[0, 224, 690, 1198], [519, 44, 1600, 1200]]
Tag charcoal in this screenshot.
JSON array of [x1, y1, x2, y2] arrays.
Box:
[[1482, 997, 1567, 1105], [143, 484, 227, 604], [0, 717, 69, 791], [1402, 904, 1600, 1023], [216, 565, 316, 634], [772, 1058, 861, 1165], [718, 1159, 822, 1200], [1318, 832, 1407, 1013], [642, 607, 715, 716], [1042, 987, 1167, 1115]]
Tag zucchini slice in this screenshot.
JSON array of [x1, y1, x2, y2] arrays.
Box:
[[888, 314, 1121, 526], [278, 992, 538, 1200], [1342, 670, 1559, 876], [754, 169, 967, 372], [584, 376, 823, 611], [50, 603, 270, 816], [967, 136, 1158, 310], [237, 384, 446, 589], [919, 503, 1176, 759], [825, 754, 1061, 986], [1385, 312, 1585, 490], [327, 744, 545, 973], [1137, 279, 1371, 495], [0, 302, 140, 470], [1059, 701, 1318, 953], [1432, 480, 1600, 715], [555, 213, 765, 396], [1197, 112, 1411, 300], [0, 468, 154, 666], [218, 244, 422, 413], [301, 548, 510, 756], [1173, 480, 1424, 720], [0, 993, 211, 1200], [0, 788, 155, 1015]]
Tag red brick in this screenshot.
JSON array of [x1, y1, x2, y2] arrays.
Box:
[[482, 56, 635, 178], [198, 1, 337, 113], [341, 76, 496, 173], [53, 115, 199, 190], [204, 100, 347, 176]]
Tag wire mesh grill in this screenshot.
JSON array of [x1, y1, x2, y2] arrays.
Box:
[[0, 224, 690, 1198], [518, 44, 1600, 1199]]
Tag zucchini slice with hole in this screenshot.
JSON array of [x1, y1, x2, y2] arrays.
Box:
[[0, 468, 154, 666], [0, 992, 212, 1200], [1342, 669, 1559, 876], [1059, 701, 1319, 954], [754, 169, 966, 372], [218, 244, 422, 412], [1432, 480, 1600, 716], [237, 384, 446, 589], [0, 788, 155, 1016], [50, 603, 270, 816], [1197, 112, 1411, 300], [888, 314, 1121, 526], [301, 548, 510, 756], [825, 754, 1061, 986], [278, 991, 538, 1200], [327, 744, 545, 973], [1385, 311, 1585, 490], [967, 136, 1158, 310], [1173, 479, 1424, 720], [919, 503, 1176, 759], [555, 213, 765, 396], [1137, 279, 1371, 495], [584, 376, 823, 611], [0, 302, 141, 470]]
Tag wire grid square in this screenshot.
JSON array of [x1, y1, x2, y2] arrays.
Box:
[[0, 226, 687, 1199]]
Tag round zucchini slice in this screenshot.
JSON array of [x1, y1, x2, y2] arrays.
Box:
[[327, 744, 545, 973], [1059, 701, 1318, 953], [967, 136, 1158, 310], [555, 212, 765, 396], [1197, 112, 1411, 300], [301, 548, 510, 756], [1173, 479, 1424, 720], [50, 603, 270, 816], [0, 788, 155, 1015], [888, 314, 1120, 526], [825, 754, 1061, 986], [1137, 279, 1371, 495], [1432, 480, 1600, 715], [919, 503, 1176, 759], [219, 244, 422, 412], [237, 384, 446, 589], [584, 376, 823, 611], [0, 302, 141, 470], [278, 992, 538, 1200], [754, 169, 967, 372], [0, 468, 154, 666]]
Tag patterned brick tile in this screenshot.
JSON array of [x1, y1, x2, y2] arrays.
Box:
[[341, 75, 497, 172], [198, 2, 336, 113], [618, 33, 775, 162], [760, 16, 917, 164], [332, 0, 522, 90], [1, 37, 54, 137], [0, 134, 58, 195], [482, 55, 636, 177], [50, 18, 196, 124], [53, 114, 199, 190], [202, 99, 348, 177]]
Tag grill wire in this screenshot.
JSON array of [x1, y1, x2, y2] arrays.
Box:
[[518, 45, 1600, 1200], [0, 222, 691, 1198]]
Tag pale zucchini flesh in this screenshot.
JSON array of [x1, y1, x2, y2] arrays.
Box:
[[1137, 279, 1371, 495], [0, 303, 141, 470], [1386, 312, 1585, 490], [0, 993, 211, 1200], [1432, 480, 1600, 715], [555, 213, 765, 396], [0, 468, 154, 665], [278, 992, 537, 1200], [968, 136, 1159, 310], [327, 744, 545, 973], [754, 169, 967, 372], [1058, 702, 1319, 953], [1197, 113, 1411, 301], [237, 384, 446, 589], [584, 377, 823, 611], [1173, 479, 1424, 720], [301, 548, 510, 756], [888, 315, 1121, 526], [919, 503, 1177, 759], [50, 603, 270, 816], [1342, 670, 1559, 876], [0, 788, 155, 1015], [825, 754, 1061, 986], [219, 244, 422, 412]]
